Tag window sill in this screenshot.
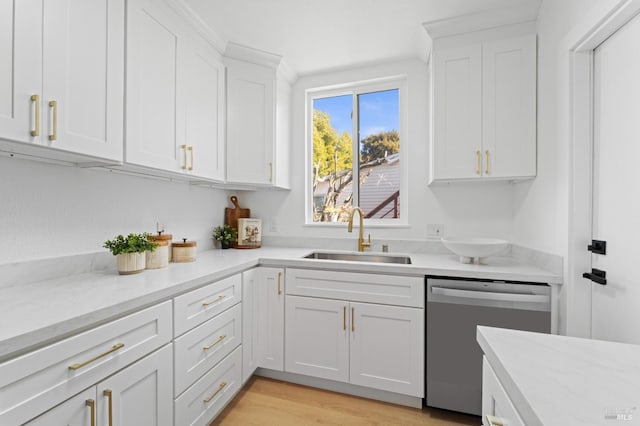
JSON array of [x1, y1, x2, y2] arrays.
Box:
[[303, 222, 410, 229]]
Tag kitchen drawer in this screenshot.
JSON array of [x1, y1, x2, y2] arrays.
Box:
[[0, 301, 172, 426], [286, 268, 424, 307], [174, 303, 242, 396], [174, 274, 242, 336], [175, 345, 242, 426]]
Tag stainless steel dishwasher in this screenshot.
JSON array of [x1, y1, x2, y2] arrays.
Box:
[[426, 276, 551, 416]]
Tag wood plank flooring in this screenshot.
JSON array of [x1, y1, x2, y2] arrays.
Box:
[[211, 376, 480, 425]]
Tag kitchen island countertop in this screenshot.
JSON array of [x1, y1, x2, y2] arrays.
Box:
[[0, 247, 561, 361]]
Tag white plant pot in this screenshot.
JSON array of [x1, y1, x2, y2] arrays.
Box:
[[116, 252, 146, 275]]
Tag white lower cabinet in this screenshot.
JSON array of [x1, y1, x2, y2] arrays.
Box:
[[482, 357, 525, 426], [26, 342, 173, 426], [242, 267, 285, 383], [285, 295, 424, 397]]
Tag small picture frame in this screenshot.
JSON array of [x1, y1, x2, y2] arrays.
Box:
[[237, 218, 262, 248]]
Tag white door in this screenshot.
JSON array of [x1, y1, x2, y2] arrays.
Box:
[[0, 0, 42, 144], [97, 344, 173, 426], [284, 295, 349, 382], [349, 302, 424, 397], [42, 0, 124, 160], [25, 388, 96, 425], [590, 13, 640, 344], [258, 268, 285, 370], [432, 44, 482, 180]]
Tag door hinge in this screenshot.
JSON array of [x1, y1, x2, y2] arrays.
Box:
[[582, 268, 607, 285], [588, 240, 607, 255]]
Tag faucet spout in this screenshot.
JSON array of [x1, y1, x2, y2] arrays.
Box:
[[347, 207, 371, 252]]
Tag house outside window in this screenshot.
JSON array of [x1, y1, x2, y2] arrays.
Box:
[[306, 78, 406, 225]]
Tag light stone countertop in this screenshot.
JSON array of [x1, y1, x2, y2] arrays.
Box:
[[0, 247, 562, 362], [477, 326, 640, 426]]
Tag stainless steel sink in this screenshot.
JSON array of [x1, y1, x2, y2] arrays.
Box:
[[303, 251, 412, 264]]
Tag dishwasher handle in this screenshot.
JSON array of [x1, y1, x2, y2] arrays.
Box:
[[431, 286, 549, 304]]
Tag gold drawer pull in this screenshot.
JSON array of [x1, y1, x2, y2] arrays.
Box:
[[485, 150, 491, 175], [203, 381, 227, 403], [48, 100, 57, 141], [30, 94, 40, 136], [188, 145, 194, 171], [181, 144, 188, 170], [68, 343, 125, 370], [351, 307, 355, 332], [86, 399, 95, 426], [476, 150, 481, 175], [343, 306, 346, 330], [486, 415, 503, 426], [202, 294, 226, 307], [203, 335, 226, 350], [103, 390, 113, 426], [277, 272, 282, 295]]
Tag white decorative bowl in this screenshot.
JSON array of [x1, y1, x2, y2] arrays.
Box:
[[441, 237, 508, 264]]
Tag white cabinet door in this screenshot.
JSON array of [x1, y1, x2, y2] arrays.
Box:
[[285, 295, 349, 382], [258, 267, 285, 370], [97, 344, 173, 426], [0, 0, 42, 144], [483, 35, 536, 179], [482, 357, 525, 426], [242, 269, 260, 382], [42, 0, 124, 161], [181, 37, 225, 181], [349, 302, 424, 397], [25, 388, 96, 426], [226, 58, 275, 185], [432, 44, 482, 180], [126, 0, 183, 171]]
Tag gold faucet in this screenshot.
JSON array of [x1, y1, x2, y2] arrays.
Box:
[[348, 207, 371, 252]]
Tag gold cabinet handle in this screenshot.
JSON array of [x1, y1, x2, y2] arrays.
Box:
[[202, 294, 225, 307], [103, 390, 113, 426], [343, 306, 346, 330], [485, 150, 490, 175], [86, 399, 96, 426], [351, 307, 355, 332], [48, 100, 57, 141], [203, 335, 226, 350], [269, 162, 273, 182], [486, 415, 504, 426], [476, 150, 481, 175], [203, 381, 227, 403], [188, 145, 194, 171], [68, 343, 125, 370], [277, 272, 282, 295], [30, 94, 40, 136], [181, 144, 188, 170]]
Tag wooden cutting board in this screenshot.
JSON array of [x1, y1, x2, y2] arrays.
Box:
[[225, 196, 250, 248]]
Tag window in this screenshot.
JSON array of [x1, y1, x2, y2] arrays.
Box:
[[307, 80, 404, 224]]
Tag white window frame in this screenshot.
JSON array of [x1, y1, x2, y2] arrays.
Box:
[[305, 76, 408, 227]]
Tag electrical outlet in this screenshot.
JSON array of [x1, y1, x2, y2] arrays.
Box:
[[427, 224, 444, 238], [269, 219, 278, 233]]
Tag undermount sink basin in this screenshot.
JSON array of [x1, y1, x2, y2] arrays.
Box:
[[441, 237, 508, 263], [303, 251, 412, 265]]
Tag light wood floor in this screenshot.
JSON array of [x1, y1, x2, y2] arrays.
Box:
[[211, 376, 480, 426]]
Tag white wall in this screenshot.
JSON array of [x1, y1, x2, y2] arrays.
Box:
[[512, 0, 619, 335], [0, 156, 228, 263], [241, 58, 515, 246]]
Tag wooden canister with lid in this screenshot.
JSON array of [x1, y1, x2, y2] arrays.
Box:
[[172, 239, 197, 262], [150, 233, 173, 262], [146, 239, 169, 269]]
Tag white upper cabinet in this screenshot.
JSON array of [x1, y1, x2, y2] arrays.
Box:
[[225, 44, 291, 188], [126, 0, 225, 181], [0, 0, 124, 161], [429, 25, 537, 183]]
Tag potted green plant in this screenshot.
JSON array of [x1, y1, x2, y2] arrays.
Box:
[[103, 233, 158, 275], [213, 225, 237, 249]]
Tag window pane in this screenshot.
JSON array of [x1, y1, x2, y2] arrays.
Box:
[[312, 95, 353, 222], [357, 89, 400, 219]]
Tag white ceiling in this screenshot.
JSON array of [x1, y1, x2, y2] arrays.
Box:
[[184, 0, 541, 77]]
